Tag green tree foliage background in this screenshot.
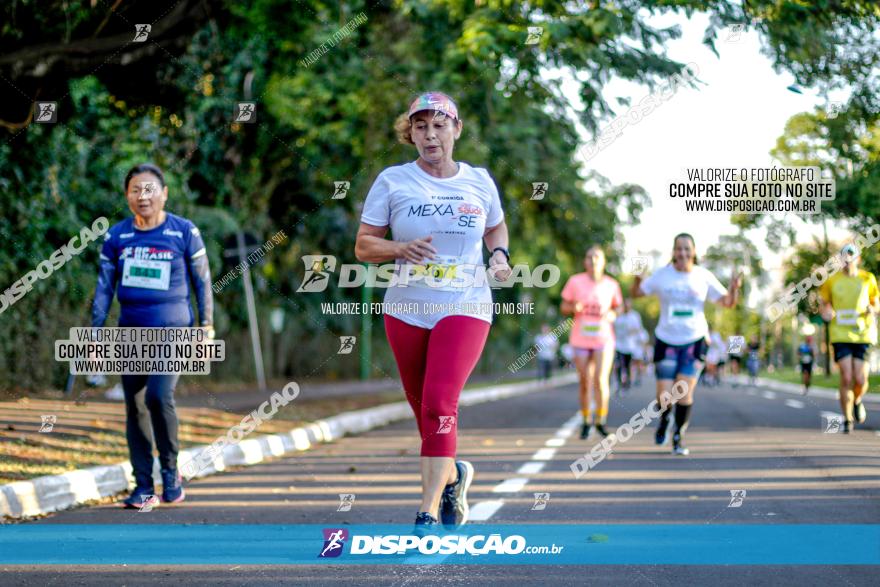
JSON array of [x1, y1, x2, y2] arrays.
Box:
[[2, 0, 878, 391]]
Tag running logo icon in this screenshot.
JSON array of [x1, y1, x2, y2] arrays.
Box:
[[337, 493, 355, 512], [531, 492, 550, 511], [827, 102, 844, 119], [530, 182, 548, 200], [728, 489, 746, 508], [427, 96, 453, 121], [822, 414, 843, 433], [297, 255, 337, 292], [39, 415, 56, 433], [234, 102, 257, 123], [138, 495, 160, 512], [437, 416, 456, 435], [525, 26, 544, 45], [728, 335, 745, 354], [319, 528, 349, 558], [725, 23, 745, 43], [627, 256, 649, 275], [133, 24, 151, 42], [34, 102, 57, 124], [332, 181, 350, 200], [337, 336, 356, 355], [140, 182, 157, 198]]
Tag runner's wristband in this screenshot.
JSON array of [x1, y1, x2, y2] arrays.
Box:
[[491, 247, 510, 263]]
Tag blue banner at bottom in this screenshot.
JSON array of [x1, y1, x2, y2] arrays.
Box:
[[1, 524, 878, 565]]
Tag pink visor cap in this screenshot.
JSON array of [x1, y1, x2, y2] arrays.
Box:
[[407, 92, 459, 120]]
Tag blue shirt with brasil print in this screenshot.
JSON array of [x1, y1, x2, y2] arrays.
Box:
[[93, 213, 209, 327]]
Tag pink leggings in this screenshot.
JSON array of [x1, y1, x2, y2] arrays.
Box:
[[384, 314, 490, 457]]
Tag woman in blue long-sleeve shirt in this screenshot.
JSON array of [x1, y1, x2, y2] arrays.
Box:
[[91, 163, 214, 508]]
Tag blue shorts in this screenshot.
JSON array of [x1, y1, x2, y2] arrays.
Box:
[[654, 338, 707, 380]]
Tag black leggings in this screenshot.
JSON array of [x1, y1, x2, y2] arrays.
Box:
[[122, 374, 181, 488]]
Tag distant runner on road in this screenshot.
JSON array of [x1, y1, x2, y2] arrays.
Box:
[[535, 324, 560, 381], [798, 336, 815, 395], [632, 233, 741, 455], [561, 245, 623, 440], [704, 329, 726, 387], [91, 163, 214, 509], [746, 335, 761, 385], [613, 299, 643, 395]]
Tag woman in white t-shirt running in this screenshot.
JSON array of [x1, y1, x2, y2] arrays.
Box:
[[355, 92, 511, 531], [614, 298, 643, 394], [632, 233, 741, 455]]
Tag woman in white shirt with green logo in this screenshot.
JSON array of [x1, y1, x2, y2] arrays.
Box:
[[632, 233, 741, 455]]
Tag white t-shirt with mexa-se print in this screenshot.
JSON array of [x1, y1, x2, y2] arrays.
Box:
[[361, 161, 504, 329]]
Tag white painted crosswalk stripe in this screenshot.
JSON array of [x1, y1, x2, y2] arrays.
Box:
[[469, 412, 576, 521], [517, 462, 545, 475], [468, 499, 504, 521]]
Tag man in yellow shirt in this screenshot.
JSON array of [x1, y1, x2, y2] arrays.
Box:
[[818, 244, 880, 433]]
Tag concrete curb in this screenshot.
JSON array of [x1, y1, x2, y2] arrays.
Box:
[[729, 374, 880, 403], [0, 372, 577, 519]]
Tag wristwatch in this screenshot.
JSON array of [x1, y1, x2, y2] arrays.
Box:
[[491, 247, 510, 263]]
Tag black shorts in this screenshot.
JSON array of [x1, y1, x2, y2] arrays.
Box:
[[800, 361, 813, 374], [832, 343, 869, 362]]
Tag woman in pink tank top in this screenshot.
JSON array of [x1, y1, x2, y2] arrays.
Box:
[[560, 245, 623, 439]]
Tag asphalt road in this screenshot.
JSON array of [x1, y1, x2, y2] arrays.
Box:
[[4, 373, 879, 585]]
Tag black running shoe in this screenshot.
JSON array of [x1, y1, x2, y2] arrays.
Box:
[[843, 420, 852, 434], [580, 423, 591, 439], [655, 421, 669, 446], [854, 401, 867, 424], [440, 460, 474, 529], [413, 512, 439, 537], [672, 433, 690, 456], [594, 423, 610, 438]]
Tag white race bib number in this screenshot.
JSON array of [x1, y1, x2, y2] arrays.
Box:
[[836, 309, 858, 326], [580, 320, 601, 337], [404, 255, 468, 292], [122, 258, 171, 291], [668, 304, 695, 324]]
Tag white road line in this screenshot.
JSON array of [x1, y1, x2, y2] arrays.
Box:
[[517, 461, 545, 475], [469, 413, 578, 522], [531, 448, 557, 461], [762, 391, 777, 399], [784, 399, 805, 409], [469, 500, 505, 521], [492, 477, 530, 493]]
